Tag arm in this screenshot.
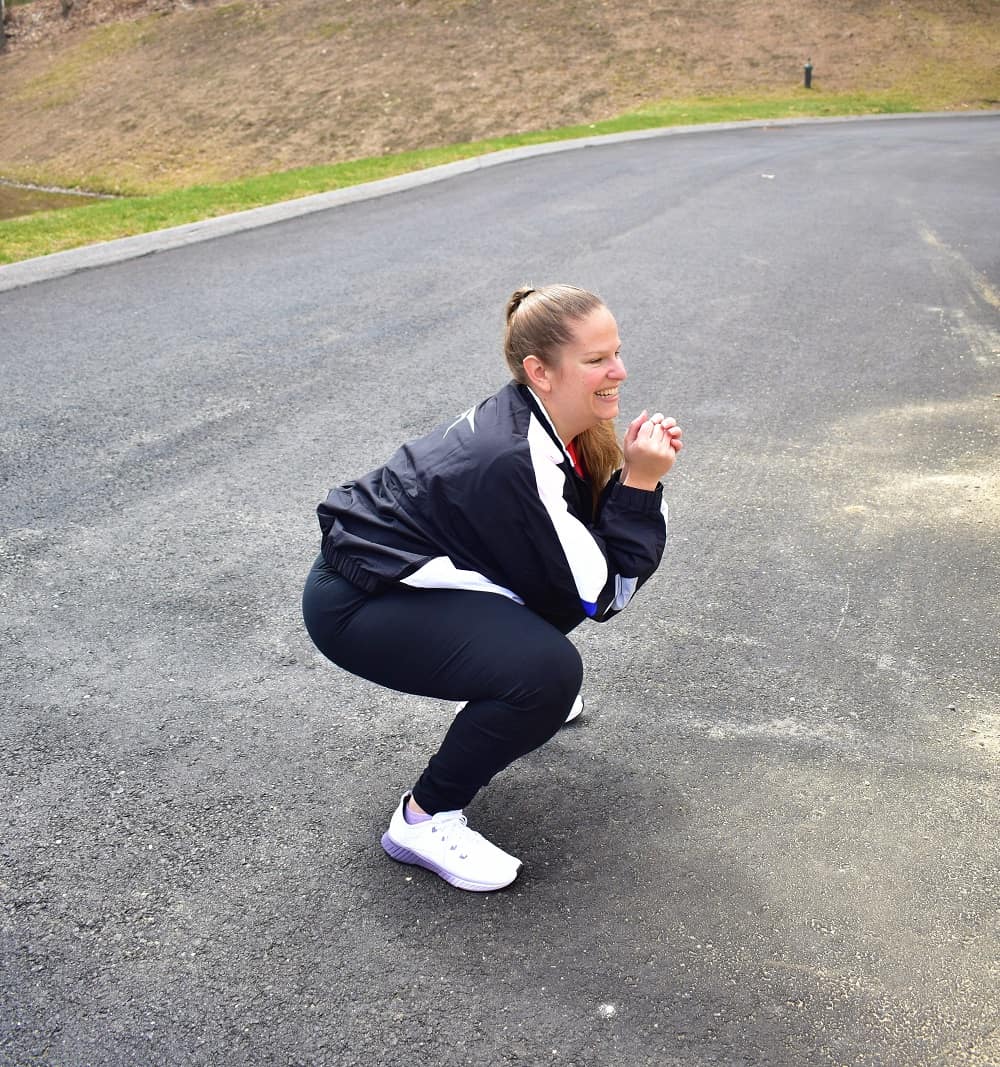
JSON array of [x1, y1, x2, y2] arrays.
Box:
[[586, 470, 667, 621], [585, 409, 683, 620]]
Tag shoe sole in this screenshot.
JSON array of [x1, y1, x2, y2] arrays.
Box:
[[381, 833, 521, 892]]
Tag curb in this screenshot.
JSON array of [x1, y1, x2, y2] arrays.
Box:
[[1, 111, 997, 294]]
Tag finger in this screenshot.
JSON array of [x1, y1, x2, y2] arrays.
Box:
[[623, 410, 647, 447], [650, 412, 665, 424]]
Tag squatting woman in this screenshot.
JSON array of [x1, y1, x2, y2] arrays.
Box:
[[302, 284, 683, 891]]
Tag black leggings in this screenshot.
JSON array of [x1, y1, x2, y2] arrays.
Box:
[[301, 555, 583, 813]]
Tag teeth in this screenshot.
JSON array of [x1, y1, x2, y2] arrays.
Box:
[[596, 390, 618, 397]]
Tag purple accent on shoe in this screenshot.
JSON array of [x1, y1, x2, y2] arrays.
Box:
[[403, 799, 431, 825], [380, 832, 519, 892]]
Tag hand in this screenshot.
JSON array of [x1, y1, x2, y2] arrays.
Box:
[[621, 410, 684, 490]]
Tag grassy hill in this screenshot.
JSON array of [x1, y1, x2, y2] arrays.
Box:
[[2, 0, 998, 196]]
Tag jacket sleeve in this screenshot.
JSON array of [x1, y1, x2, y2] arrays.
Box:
[[472, 446, 667, 626], [588, 470, 669, 621]]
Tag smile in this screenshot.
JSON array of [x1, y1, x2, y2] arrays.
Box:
[[595, 389, 619, 398]]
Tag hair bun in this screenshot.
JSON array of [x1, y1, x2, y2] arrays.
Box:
[[505, 286, 536, 323]]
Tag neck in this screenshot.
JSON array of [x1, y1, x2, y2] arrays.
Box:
[[526, 387, 576, 448]]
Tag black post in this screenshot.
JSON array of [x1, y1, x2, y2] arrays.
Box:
[[804, 59, 813, 89]]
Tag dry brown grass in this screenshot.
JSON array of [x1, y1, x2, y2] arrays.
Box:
[[1, 0, 998, 192]]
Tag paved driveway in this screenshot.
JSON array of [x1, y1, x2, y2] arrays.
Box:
[[2, 115, 998, 1066]]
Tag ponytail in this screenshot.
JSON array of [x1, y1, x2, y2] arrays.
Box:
[[574, 420, 623, 511], [505, 286, 537, 321]]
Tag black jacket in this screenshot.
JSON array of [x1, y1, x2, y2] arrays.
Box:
[[317, 382, 667, 631]]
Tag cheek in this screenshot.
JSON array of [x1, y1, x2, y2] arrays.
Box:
[[585, 369, 607, 393]]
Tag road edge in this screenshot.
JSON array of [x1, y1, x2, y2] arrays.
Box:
[[1, 110, 997, 294]]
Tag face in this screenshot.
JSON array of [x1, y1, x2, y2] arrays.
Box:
[[529, 305, 627, 443]]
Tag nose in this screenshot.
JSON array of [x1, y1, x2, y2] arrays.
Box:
[[609, 356, 627, 380]]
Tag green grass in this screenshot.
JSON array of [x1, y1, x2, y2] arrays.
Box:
[[0, 89, 993, 266]]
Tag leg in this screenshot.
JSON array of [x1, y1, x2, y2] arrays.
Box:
[[302, 557, 583, 812]]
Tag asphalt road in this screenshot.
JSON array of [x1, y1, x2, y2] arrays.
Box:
[[2, 115, 998, 1067]]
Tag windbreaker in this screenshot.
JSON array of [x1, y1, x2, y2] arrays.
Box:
[[316, 382, 668, 631]]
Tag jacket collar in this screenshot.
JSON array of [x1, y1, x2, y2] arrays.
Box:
[[519, 383, 575, 465]]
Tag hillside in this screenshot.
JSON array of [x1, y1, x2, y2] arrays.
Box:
[[1, 0, 998, 194]]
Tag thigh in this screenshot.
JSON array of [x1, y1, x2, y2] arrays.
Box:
[[324, 583, 578, 705], [302, 555, 371, 652]]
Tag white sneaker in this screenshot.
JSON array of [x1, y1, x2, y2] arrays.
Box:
[[381, 794, 522, 892], [454, 694, 585, 725]]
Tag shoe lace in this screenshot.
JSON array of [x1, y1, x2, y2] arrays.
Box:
[[429, 810, 475, 860]]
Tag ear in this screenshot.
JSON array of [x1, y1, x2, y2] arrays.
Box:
[[522, 354, 552, 393]]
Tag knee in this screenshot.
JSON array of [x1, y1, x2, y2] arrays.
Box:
[[550, 639, 584, 708], [509, 636, 583, 725]]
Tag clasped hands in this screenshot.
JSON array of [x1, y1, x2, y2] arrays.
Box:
[[621, 410, 684, 491]]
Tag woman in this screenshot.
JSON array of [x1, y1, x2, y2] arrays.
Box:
[[302, 284, 683, 892]]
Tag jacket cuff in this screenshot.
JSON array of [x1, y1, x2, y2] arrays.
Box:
[[607, 474, 663, 512]]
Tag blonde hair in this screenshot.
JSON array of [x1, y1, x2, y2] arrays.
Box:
[[504, 284, 623, 510]]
